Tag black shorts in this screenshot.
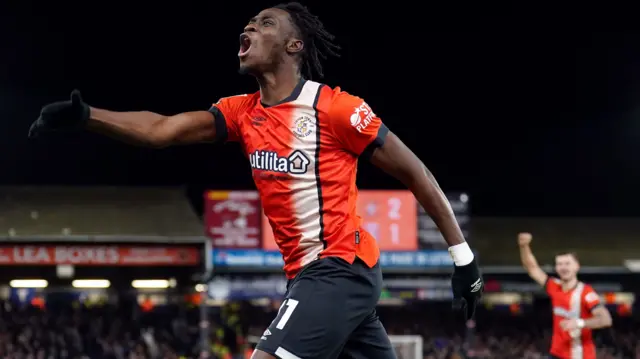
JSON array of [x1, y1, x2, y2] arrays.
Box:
[[255, 257, 396, 359]]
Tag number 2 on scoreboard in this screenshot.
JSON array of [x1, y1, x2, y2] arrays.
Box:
[[388, 197, 401, 220], [387, 197, 401, 243]]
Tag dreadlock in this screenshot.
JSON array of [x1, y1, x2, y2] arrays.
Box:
[[274, 2, 340, 79]]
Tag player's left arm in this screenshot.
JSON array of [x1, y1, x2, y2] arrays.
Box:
[[369, 132, 467, 247], [329, 92, 469, 264], [582, 289, 612, 329]]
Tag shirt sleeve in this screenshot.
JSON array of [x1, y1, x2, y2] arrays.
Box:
[[208, 94, 249, 143], [328, 91, 389, 159], [545, 277, 560, 296], [582, 285, 602, 312]]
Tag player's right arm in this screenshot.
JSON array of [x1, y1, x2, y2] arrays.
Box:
[[87, 95, 246, 146], [87, 109, 217, 147], [518, 232, 548, 286], [29, 90, 246, 146]]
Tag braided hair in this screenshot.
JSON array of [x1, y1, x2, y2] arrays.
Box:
[[274, 2, 340, 79]]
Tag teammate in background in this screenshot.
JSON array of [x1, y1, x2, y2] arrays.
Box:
[[518, 232, 612, 359], [30, 3, 483, 358]]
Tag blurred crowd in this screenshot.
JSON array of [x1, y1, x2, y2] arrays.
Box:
[[0, 299, 638, 359], [379, 305, 640, 359], [0, 299, 200, 359]]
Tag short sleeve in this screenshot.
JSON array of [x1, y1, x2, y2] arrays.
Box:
[[582, 285, 602, 312], [328, 91, 389, 159], [208, 94, 249, 143], [545, 277, 560, 295]]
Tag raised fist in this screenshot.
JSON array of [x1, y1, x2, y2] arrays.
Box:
[[517, 232, 532, 246]]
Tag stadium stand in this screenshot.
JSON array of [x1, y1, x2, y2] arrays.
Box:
[[472, 217, 640, 266], [0, 187, 202, 238]]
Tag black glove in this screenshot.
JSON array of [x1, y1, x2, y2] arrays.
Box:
[[28, 90, 90, 138], [451, 258, 483, 320]]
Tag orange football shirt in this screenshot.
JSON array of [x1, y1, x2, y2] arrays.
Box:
[[209, 79, 389, 278], [546, 278, 601, 359]]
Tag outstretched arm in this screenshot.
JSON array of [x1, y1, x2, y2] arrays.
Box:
[[88, 108, 216, 148], [370, 132, 471, 264], [517, 232, 548, 286]]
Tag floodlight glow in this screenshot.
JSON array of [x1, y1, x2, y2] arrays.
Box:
[[72, 279, 110, 289], [10, 279, 48, 288], [132, 279, 170, 289]]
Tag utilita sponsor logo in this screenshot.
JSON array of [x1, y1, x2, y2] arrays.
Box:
[[248, 150, 310, 174]]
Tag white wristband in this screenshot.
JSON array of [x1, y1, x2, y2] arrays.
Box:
[[449, 242, 474, 266], [576, 319, 585, 329]]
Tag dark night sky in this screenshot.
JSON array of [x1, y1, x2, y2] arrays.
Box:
[[1, 2, 639, 216]]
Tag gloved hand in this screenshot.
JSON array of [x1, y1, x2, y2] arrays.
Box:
[[28, 90, 90, 138], [451, 257, 483, 320]]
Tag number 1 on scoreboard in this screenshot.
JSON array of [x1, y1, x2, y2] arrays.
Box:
[[390, 223, 400, 244], [364, 222, 380, 240]]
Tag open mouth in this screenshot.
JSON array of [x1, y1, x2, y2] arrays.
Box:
[[238, 33, 252, 57]]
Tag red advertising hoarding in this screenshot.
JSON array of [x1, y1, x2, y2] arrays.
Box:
[[262, 190, 418, 251], [204, 191, 261, 249], [0, 246, 200, 266]]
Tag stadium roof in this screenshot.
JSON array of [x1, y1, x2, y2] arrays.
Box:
[[473, 217, 640, 267], [0, 186, 203, 241]]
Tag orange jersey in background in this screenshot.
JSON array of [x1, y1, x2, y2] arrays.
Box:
[[546, 278, 602, 359], [210, 79, 388, 278]]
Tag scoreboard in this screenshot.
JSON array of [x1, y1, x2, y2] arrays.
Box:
[[206, 189, 470, 270], [357, 191, 418, 250], [262, 191, 418, 251]]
